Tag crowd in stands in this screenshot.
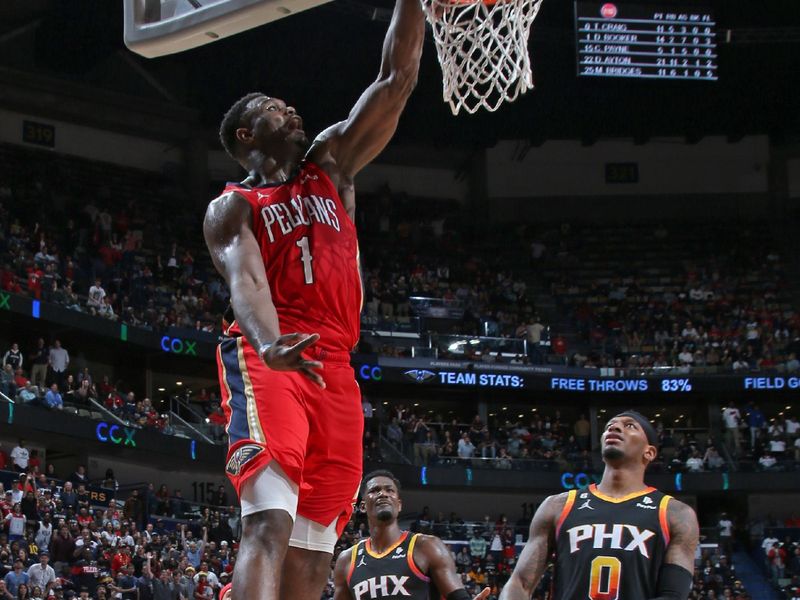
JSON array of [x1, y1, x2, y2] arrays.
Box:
[[0, 146, 540, 362], [535, 222, 800, 373], [380, 408, 596, 472], [0, 144, 228, 336], [3, 144, 799, 376], [752, 514, 800, 599], [375, 403, 745, 475], [721, 402, 800, 472], [0, 336, 174, 435], [0, 329, 228, 442], [0, 448, 239, 600], [0, 429, 771, 600]]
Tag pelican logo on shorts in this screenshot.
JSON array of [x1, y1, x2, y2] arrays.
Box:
[[226, 444, 264, 476], [403, 369, 436, 383]]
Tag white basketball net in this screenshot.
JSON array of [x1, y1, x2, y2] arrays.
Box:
[[421, 0, 543, 115]]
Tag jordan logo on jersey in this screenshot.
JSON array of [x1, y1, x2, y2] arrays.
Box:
[[260, 195, 341, 243], [353, 576, 410, 599], [567, 523, 656, 557]]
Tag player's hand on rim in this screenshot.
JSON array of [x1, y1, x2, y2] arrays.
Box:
[[260, 332, 326, 389]]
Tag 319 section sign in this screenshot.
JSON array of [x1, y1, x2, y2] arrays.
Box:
[[575, 2, 718, 81]]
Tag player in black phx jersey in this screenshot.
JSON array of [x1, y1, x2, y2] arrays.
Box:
[[500, 411, 699, 600], [333, 470, 489, 600]]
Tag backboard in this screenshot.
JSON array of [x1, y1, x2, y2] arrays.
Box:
[[124, 0, 331, 58]]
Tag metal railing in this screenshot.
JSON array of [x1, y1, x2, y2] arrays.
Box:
[[169, 410, 215, 444], [169, 396, 224, 444], [380, 440, 593, 472], [378, 433, 412, 465], [0, 390, 14, 425]]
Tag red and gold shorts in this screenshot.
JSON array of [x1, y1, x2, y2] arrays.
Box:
[[217, 336, 363, 535]]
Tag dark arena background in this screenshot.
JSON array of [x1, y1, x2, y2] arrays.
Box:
[[1, 0, 800, 598]]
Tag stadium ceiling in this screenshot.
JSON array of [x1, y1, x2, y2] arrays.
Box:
[[0, 0, 798, 147]]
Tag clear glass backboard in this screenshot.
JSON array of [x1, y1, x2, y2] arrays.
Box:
[[124, 0, 331, 58]]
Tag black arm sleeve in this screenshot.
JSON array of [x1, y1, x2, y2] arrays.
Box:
[[446, 590, 472, 600], [648, 563, 694, 600]]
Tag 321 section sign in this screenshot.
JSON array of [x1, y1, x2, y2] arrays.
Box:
[[575, 2, 718, 81]]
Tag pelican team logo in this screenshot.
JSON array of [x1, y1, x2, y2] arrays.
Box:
[[403, 369, 436, 383], [226, 444, 264, 476], [601, 3, 618, 18]]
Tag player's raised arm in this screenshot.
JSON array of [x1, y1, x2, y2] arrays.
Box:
[[421, 535, 490, 600], [203, 192, 325, 387], [499, 495, 565, 600], [648, 500, 699, 600], [310, 0, 425, 178], [332, 547, 355, 600]]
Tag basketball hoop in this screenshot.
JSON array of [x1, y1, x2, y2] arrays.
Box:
[[421, 0, 543, 115]]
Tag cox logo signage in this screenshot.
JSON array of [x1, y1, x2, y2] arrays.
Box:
[[561, 472, 601, 490], [160, 336, 197, 356], [358, 365, 382, 382], [96, 422, 137, 447]]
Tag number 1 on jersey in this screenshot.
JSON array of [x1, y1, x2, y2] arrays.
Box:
[[296, 236, 314, 284]]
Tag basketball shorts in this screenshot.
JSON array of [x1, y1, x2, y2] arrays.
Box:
[[217, 336, 363, 537]]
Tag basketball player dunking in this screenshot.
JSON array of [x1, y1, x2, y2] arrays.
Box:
[[203, 0, 425, 598], [500, 411, 699, 600], [333, 471, 489, 600]]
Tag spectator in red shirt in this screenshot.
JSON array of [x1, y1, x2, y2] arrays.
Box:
[[111, 544, 132, 576], [13, 368, 27, 390], [26, 267, 43, 300], [0, 490, 12, 516], [768, 542, 787, 582], [207, 404, 226, 441], [27, 450, 41, 474], [105, 387, 123, 413], [98, 376, 114, 398], [76, 508, 93, 527], [0, 264, 21, 293]]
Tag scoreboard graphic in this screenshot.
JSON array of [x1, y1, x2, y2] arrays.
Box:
[[575, 2, 719, 81]]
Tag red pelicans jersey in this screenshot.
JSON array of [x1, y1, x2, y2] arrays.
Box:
[[222, 161, 362, 353]]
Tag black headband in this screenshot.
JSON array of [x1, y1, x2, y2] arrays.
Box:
[[613, 411, 658, 446]]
